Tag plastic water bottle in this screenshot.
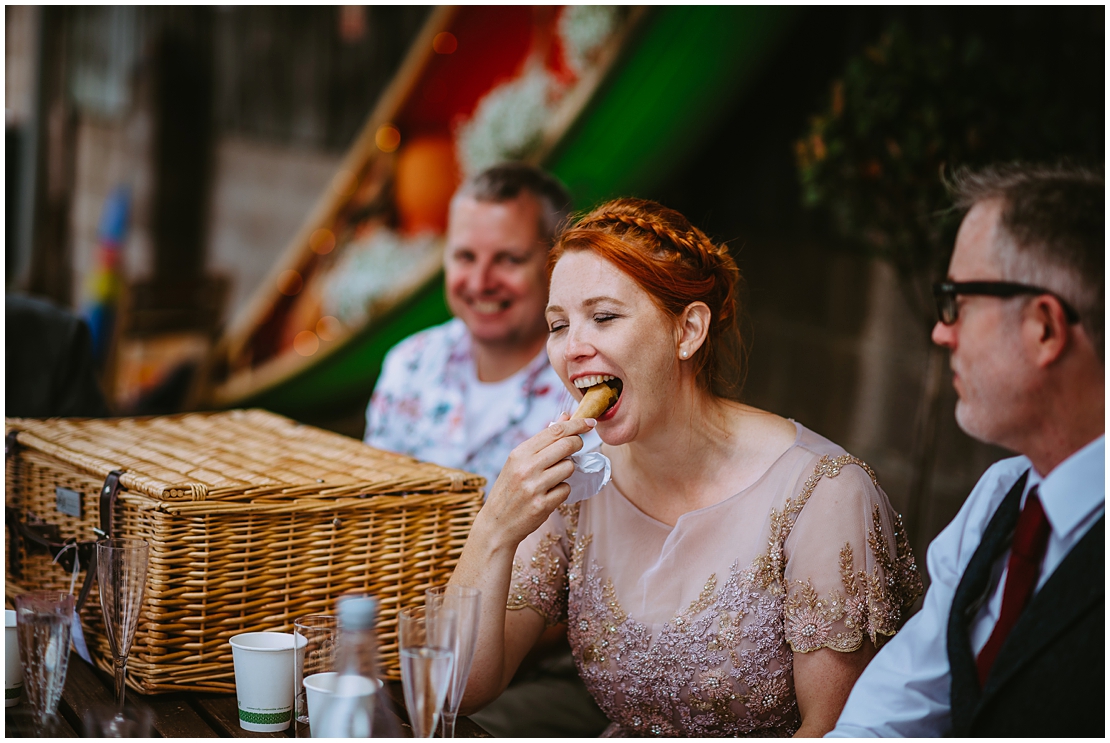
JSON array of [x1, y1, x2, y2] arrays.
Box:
[[313, 596, 398, 738]]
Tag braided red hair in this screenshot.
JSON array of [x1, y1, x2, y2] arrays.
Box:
[[548, 198, 746, 400]]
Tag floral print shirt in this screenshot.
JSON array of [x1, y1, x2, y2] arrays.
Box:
[[364, 318, 587, 493], [507, 422, 922, 736]]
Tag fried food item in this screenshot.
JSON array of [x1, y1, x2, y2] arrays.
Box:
[[572, 382, 619, 419]]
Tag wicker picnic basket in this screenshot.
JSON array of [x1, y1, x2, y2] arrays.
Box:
[[4, 409, 485, 694]]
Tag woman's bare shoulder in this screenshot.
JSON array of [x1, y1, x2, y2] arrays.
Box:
[[726, 404, 800, 455]]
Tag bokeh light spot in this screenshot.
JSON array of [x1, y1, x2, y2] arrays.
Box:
[[294, 331, 320, 356], [277, 270, 303, 296], [316, 315, 342, 341], [375, 124, 401, 153], [433, 32, 457, 54], [310, 228, 336, 255]]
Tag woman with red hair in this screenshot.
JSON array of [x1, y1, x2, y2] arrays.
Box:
[[449, 198, 922, 736]]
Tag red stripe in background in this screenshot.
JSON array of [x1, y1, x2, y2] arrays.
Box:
[[398, 6, 576, 138]]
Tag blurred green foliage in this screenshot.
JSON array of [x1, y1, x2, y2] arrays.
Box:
[[796, 18, 1103, 327]]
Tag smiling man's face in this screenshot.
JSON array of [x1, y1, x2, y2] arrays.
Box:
[[444, 193, 550, 351]]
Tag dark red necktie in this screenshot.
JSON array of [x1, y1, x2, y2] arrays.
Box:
[[976, 486, 1051, 685]]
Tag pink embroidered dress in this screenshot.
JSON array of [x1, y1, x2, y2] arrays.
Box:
[[507, 422, 922, 737]]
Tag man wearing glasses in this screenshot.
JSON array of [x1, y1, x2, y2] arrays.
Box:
[[829, 164, 1104, 737]]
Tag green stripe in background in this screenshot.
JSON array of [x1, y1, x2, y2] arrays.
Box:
[[548, 6, 795, 208]]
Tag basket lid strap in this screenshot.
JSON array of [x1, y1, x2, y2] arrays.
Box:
[[5, 429, 19, 457], [5, 507, 23, 579], [98, 469, 125, 539], [5, 430, 22, 578], [74, 469, 124, 614]]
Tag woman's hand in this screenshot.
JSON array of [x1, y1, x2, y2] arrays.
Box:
[[473, 413, 595, 551]]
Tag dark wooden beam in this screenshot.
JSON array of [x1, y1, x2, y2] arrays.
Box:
[[26, 6, 77, 307], [150, 18, 215, 284]]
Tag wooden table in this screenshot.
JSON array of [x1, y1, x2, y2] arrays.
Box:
[[5, 653, 492, 738]]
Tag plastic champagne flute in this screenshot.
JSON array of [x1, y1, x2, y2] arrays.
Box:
[[399, 606, 456, 738], [425, 585, 481, 738], [97, 538, 149, 731]]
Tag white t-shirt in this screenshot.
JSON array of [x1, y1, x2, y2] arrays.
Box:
[[463, 361, 535, 453]]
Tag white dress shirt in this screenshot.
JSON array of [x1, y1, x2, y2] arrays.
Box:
[[827, 435, 1105, 737]]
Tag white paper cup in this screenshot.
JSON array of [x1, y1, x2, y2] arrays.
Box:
[[304, 672, 337, 737], [5, 610, 22, 707], [303, 672, 381, 738], [294, 614, 338, 730], [229, 632, 306, 732]]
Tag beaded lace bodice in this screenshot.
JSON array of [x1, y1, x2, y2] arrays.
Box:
[[507, 424, 922, 737]]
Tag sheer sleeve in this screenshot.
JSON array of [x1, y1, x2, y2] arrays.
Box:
[[506, 503, 579, 626], [781, 455, 922, 654]]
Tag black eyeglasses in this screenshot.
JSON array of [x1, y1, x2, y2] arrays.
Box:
[[932, 280, 1081, 326]]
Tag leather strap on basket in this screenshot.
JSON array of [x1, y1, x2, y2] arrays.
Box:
[[99, 470, 124, 539], [76, 469, 125, 611], [5, 431, 24, 578]]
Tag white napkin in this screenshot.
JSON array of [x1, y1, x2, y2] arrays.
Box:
[[564, 450, 612, 505]]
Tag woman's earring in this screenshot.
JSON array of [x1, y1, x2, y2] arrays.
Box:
[[680, 350, 688, 359]]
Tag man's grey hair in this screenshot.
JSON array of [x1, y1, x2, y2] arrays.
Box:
[[453, 162, 572, 246], [948, 162, 1104, 360]]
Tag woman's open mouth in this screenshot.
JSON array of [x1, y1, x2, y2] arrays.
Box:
[[572, 375, 623, 419]]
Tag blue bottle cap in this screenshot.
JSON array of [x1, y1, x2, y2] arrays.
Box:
[[336, 595, 378, 630]]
